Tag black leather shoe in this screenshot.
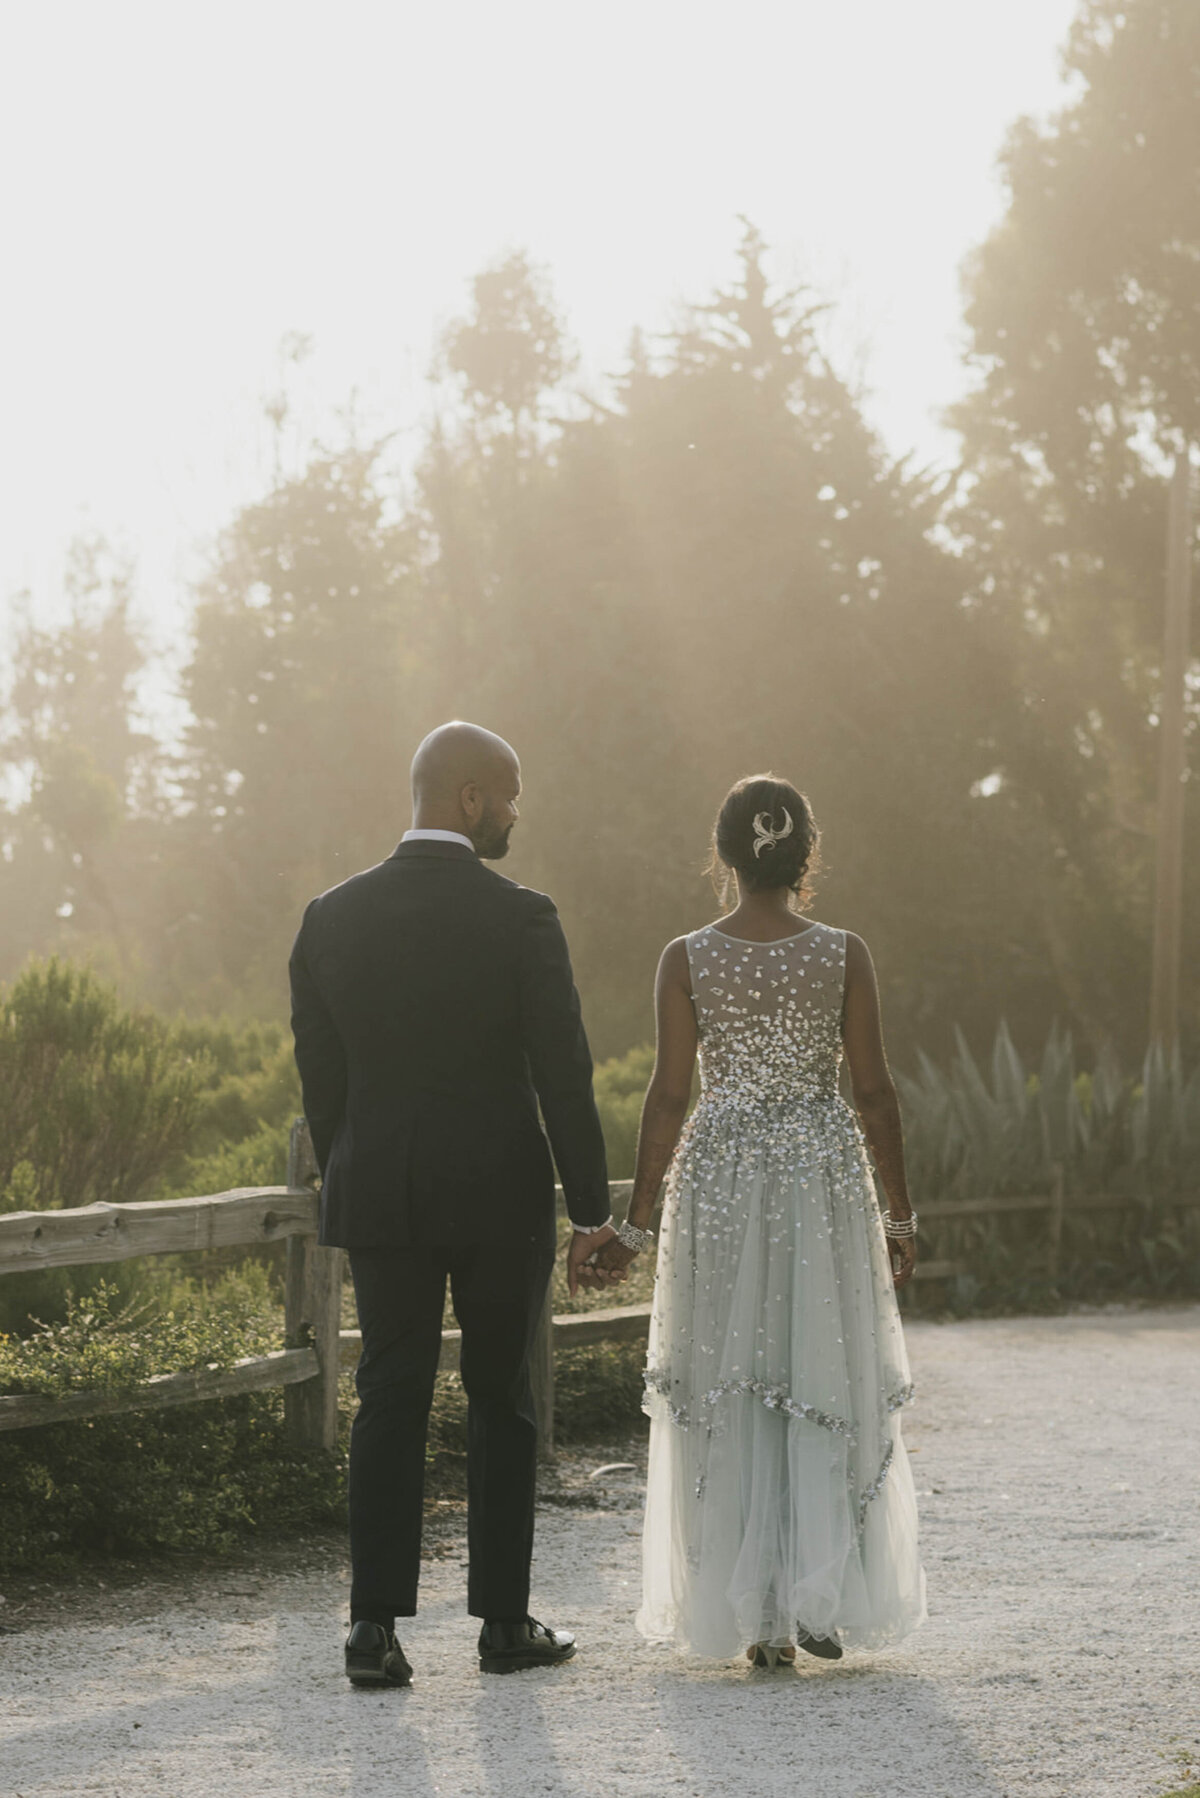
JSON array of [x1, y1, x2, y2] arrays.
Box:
[[345, 1621, 413, 1687], [478, 1615, 577, 1675], [796, 1629, 843, 1661]]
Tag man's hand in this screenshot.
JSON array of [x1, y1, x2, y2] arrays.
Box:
[[567, 1223, 618, 1297]]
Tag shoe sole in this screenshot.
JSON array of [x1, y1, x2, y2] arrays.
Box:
[[479, 1645, 577, 1675]]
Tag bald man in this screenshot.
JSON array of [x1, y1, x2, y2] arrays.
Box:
[[289, 722, 614, 1687]]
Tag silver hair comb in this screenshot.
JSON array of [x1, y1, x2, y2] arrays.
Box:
[[752, 807, 794, 858]]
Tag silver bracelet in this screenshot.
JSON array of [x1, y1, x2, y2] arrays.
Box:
[[884, 1212, 918, 1240], [616, 1220, 654, 1253]]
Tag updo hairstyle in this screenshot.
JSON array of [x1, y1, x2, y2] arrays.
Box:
[[708, 773, 821, 909]]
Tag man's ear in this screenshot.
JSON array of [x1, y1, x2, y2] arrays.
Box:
[[460, 780, 483, 825]]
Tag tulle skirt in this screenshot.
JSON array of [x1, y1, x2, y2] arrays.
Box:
[[637, 1095, 927, 1657]]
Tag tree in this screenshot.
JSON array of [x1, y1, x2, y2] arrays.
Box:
[[417, 255, 684, 1047], [590, 224, 1010, 1053], [0, 538, 164, 976], [949, 0, 1200, 1053], [416, 227, 1009, 1056], [176, 448, 420, 1011], [442, 251, 570, 443]]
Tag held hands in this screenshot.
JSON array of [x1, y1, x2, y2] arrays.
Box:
[[590, 1237, 640, 1285], [565, 1223, 647, 1295], [566, 1224, 618, 1297]]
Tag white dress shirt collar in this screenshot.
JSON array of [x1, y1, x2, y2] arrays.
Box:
[[401, 828, 476, 852]]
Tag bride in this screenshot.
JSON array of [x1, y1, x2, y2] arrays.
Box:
[[592, 773, 926, 1665]]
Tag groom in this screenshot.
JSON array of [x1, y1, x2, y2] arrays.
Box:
[[289, 722, 616, 1686]]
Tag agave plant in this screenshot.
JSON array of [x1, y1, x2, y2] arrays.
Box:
[[898, 1023, 1200, 1204], [895, 1025, 1200, 1305], [897, 1022, 1075, 1202], [1128, 1047, 1200, 1202]]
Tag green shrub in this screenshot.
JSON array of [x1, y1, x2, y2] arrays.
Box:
[[0, 1266, 279, 1397], [554, 1341, 647, 1442], [0, 1266, 344, 1572], [177, 1119, 291, 1197], [0, 963, 304, 1332], [0, 959, 206, 1215], [593, 1043, 654, 1178], [416, 1344, 647, 1500], [162, 1022, 300, 1185]]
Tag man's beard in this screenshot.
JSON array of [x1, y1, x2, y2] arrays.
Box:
[[472, 813, 514, 860]]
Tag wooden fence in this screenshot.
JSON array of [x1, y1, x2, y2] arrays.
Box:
[[0, 1121, 642, 1454], [1, 1122, 1195, 1454]]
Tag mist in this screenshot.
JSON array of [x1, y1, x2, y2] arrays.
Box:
[[1, 0, 1195, 1071]]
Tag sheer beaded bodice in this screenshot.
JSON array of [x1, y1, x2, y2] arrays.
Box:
[[687, 922, 846, 1109]]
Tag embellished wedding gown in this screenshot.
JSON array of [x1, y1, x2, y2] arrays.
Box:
[[638, 923, 926, 1657]]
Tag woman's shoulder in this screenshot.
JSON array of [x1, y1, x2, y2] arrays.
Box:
[[659, 933, 693, 968], [840, 930, 874, 979]]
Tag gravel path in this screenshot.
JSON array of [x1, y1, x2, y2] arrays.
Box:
[[2, 1305, 1199, 1798]]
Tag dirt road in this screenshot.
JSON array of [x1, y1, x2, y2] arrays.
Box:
[[2, 1305, 1198, 1798]]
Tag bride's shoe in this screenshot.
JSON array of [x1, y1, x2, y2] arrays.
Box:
[[795, 1629, 843, 1661], [747, 1643, 797, 1670]]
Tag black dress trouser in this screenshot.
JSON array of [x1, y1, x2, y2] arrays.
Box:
[[347, 1215, 556, 1625]]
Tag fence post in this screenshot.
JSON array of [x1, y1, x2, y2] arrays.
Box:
[[530, 1286, 555, 1460], [1047, 1163, 1065, 1282], [284, 1117, 343, 1452]]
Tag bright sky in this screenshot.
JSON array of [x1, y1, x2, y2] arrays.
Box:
[[0, 0, 1080, 672]]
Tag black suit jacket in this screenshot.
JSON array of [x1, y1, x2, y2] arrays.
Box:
[[288, 840, 611, 1248]]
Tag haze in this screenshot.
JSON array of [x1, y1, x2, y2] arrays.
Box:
[[1, 0, 1078, 640]]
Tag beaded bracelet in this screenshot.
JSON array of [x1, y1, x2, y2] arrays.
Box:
[[884, 1212, 918, 1239], [616, 1220, 655, 1253]]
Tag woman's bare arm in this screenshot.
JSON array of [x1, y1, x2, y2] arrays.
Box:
[[842, 932, 916, 1285], [628, 938, 698, 1227], [593, 938, 697, 1278]]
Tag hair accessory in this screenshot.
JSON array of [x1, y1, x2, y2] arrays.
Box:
[[752, 807, 794, 858]]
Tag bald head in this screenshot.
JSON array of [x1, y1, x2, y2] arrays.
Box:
[[410, 721, 521, 859]]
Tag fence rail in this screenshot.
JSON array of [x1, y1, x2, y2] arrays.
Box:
[[0, 1348, 320, 1432], [1, 1120, 1196, 1450], [0, 1122, 339, 1448], [0, 1188, 319, 1275]]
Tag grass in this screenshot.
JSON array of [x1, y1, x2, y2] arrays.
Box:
[[1157, 1745, 1200, 1798]]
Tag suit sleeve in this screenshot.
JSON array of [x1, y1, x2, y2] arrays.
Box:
[[288, 903, 347, 1177], [518, 897, 611, 1228]]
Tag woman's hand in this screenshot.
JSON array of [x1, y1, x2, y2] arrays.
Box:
[[890, 1236, 917, 1288], [590, 1238, 640, 1285]]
